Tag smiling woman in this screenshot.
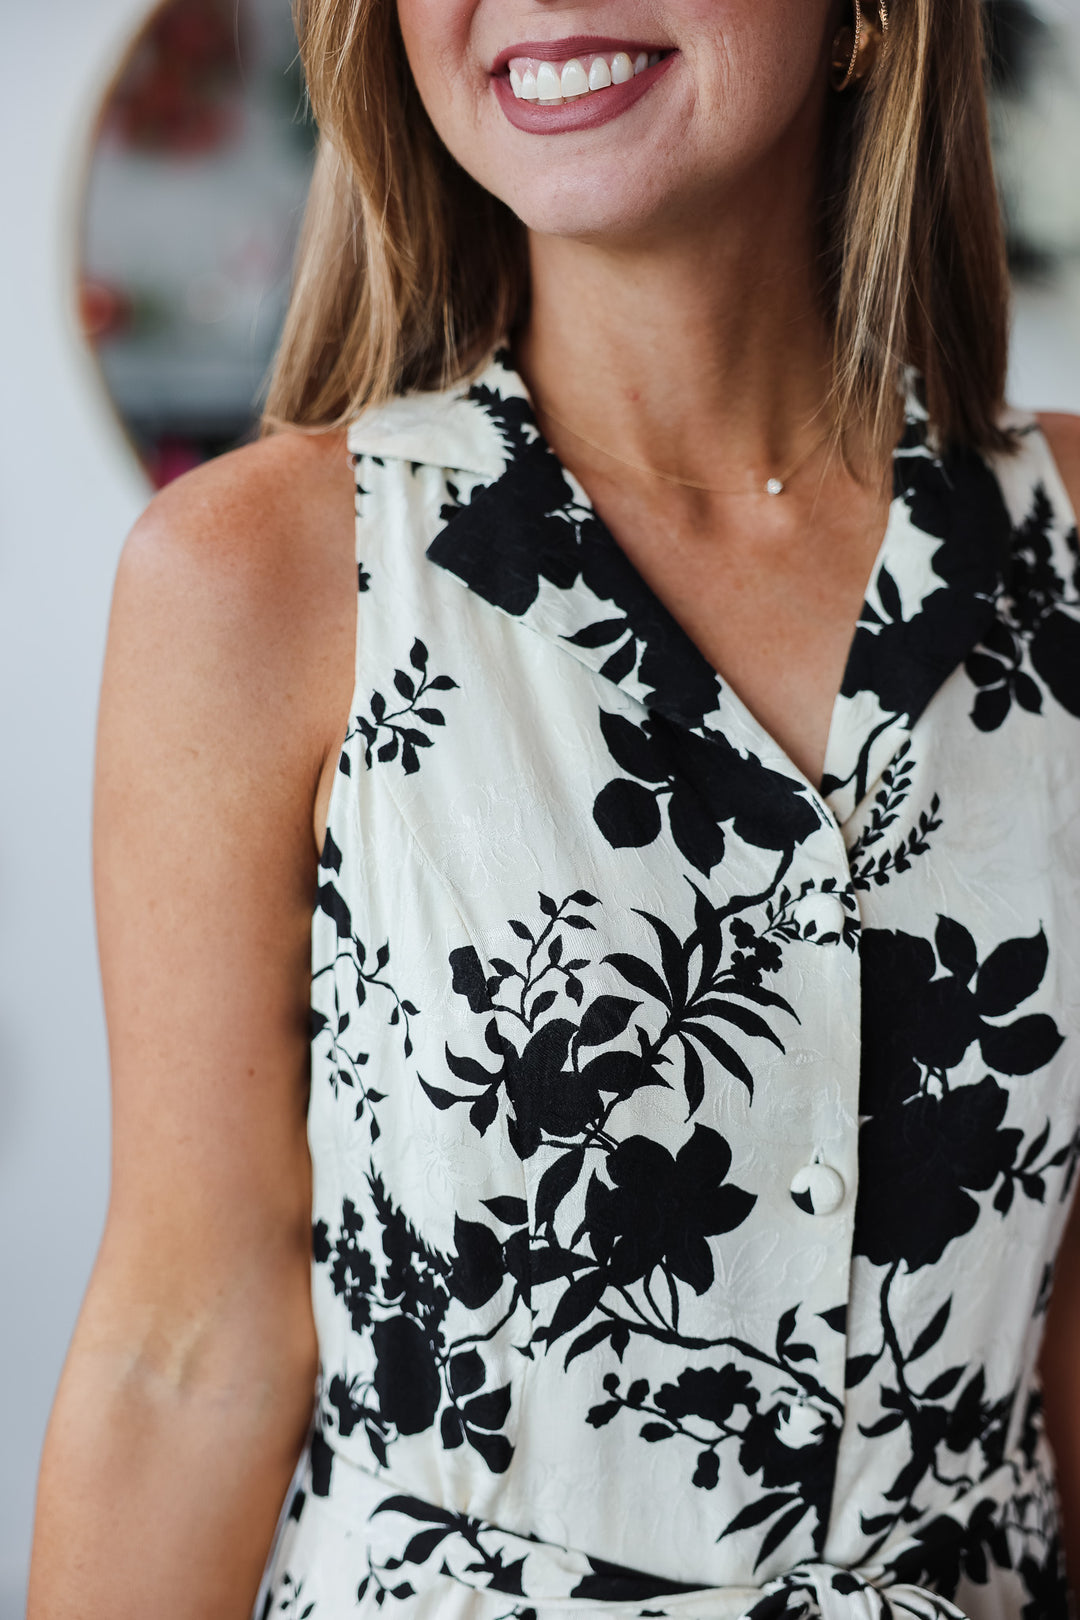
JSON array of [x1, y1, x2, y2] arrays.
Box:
[[25, 3, 1080, 1620]]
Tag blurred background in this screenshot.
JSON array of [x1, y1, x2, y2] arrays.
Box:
[[79, 0, 315, 486], [1, 0, 1079, 1614]]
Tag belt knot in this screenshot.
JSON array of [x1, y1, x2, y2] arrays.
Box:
[[748, 1562, 969, 1620]]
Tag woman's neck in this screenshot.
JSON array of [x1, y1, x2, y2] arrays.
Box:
[[514, 183, 838, 489]]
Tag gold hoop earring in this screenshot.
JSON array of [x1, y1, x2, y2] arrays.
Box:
[[831, 0, 889, 92]]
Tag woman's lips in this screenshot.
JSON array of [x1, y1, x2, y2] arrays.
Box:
[[491, 49, 676, 135]]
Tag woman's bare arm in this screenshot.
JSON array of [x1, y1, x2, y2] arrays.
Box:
[[1036, 410, 1080, 1592], [27, 431, 356, 1619]]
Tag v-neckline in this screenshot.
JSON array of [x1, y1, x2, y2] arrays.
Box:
[[561, 450, 906, 801], [421, 346, 1015, 834]]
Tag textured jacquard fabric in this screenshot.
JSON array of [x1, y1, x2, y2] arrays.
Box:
[[256, 347, 1080, 1620]]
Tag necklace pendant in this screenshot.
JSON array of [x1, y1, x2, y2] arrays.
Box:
[[765, 477, 784, 496]]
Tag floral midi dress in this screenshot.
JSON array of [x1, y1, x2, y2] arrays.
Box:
[[257, 346, 1080, 1620]]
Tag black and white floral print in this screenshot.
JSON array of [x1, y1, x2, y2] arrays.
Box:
[[257, 350, 1080, 1620]]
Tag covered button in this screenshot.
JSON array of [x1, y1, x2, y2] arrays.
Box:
[[790, 1156, 845, 1216]]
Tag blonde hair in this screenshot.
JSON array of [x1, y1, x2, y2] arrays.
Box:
[[264, 0, 1013, 457]]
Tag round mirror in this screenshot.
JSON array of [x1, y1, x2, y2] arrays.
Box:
[[988, 0, 1080, 267], [78, 0, 315, 487]]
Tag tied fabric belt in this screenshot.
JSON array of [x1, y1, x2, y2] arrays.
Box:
[[364, 1486, 970, 1620], [321, 1445, 974, 1620], [732, 1565, 968, 1619]]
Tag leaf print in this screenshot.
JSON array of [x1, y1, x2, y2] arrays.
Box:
[[313, 1174, 520, 1475], [316, 880, 352, 941], [312, 904, 419, 1084], [600, 638, 638, 684], [1030, 610, 1080, 717], [449, 945, 492, 1013], [565, 616, 628, 649], [844, 739, 945, 893], [877, 563, 903, 623], [934, 916, 977, 984], [592, 709, 820, 874], [908, 1302, 951, 1363], [603, 952, 672, 1007], [451, 1216, 505, 1309], [483, 1195, 528, 1225], [860, 919, 1063, 1114], [576, 994, 640, 1047], [531, 1156, 579, 1234], [448, 1349, 486, 1396], [593, 778, 664, 850], [753, 1502, 809, 1569], [974, 929, 1049, 1017], [964, 484, 1080, 730], [681, 1020, 756, 1098], [354, 638, 458, 774], [598, 709, 670, 782], [266, 1572, 317, 1620], [722, 1492, 802, 1537], [979, 1015, 1064, 1077]]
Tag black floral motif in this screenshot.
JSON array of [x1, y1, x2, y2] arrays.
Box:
[[821, 424, 1014, 805], [263, 1571, 315, 1619], [592, 709, 822, 875], [871, 1386, 1069, 1614], [430, 885, 797, 1171], [313, 1174, 518, 1479], [313, 834, 419, 1085], [858, 1079, 1028, 1271], [429, 373, 725, 726], [841, 1266, 1047, 1564], [585, 1127, 756, 1297], [260, 353, 1080, 1620], [856, 916, 1066, 1270], [355, 637, 458, 775], [846, 741, 944, 892], [588, 1304, 843, 1563], [965, 484, 1080, 730]]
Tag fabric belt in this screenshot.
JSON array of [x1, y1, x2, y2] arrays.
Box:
[[356, 1476, 973, 1620], [725, 1564, 968, 1619]]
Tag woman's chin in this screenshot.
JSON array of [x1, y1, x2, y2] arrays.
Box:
[[501, 180, 683, 246]]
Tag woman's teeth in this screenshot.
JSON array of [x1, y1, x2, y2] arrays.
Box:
[[507, 50, 663, 104]]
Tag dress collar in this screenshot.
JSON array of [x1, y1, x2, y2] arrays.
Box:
[[351, 345, 1015, 828]]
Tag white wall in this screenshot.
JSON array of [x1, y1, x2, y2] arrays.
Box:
[[2, 6, 1080, 1619], [0, 3, 149, 1614], [1012, 266, 1080, 412]]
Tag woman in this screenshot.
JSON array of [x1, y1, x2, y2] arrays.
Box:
[[26, 0, 1080, 1616]]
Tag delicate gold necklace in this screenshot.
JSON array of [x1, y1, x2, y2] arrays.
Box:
[[533, 398, 836, 498]]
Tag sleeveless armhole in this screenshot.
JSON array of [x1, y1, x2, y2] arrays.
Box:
[[311, 434, 368, 868], [985, 407, 1080, 568], [1029, 412, 1080, 537]]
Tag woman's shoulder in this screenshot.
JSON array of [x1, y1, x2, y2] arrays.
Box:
[[109, 428, 358, 794], [123, 427, 355, 612], [1036, 411, 1080, 521], [118, 428, 356, 685]]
